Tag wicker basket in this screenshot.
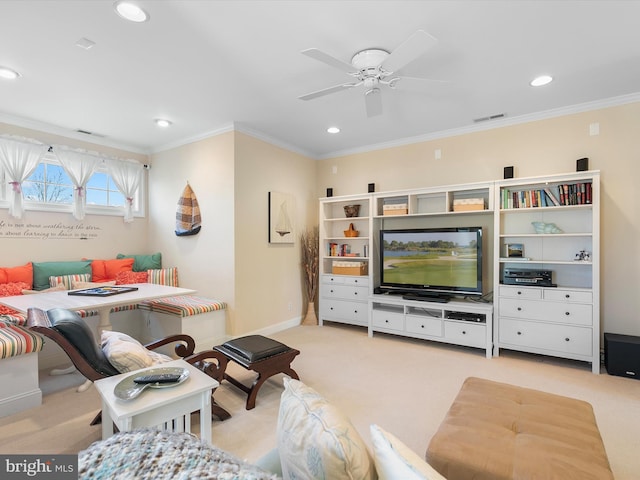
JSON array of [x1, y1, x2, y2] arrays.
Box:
[[344, 223, 359, 237]]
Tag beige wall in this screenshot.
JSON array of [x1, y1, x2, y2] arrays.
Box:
[[234, 132, 317, 334], [0, 122, 149, 266], [316, 102, 640, 337], [148, 131, 236, 334]]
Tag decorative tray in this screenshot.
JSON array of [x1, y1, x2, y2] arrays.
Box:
[[114, 367, 189, 401], [68, 286, 139, 297]]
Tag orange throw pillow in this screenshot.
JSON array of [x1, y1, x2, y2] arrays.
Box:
[[91, 258, 135, 282], [0, 263, 33, 289]]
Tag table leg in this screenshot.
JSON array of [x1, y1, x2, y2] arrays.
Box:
[[101, 401, 114, 440], [200, 389, 212, 445], [97, 306, 113, 334]]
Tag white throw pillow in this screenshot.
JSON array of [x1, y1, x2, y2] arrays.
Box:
[[101, 330, 172, 373], [22, 285, 67, 294], [277, 378, 376, 480], [370, 424, 447, 480]]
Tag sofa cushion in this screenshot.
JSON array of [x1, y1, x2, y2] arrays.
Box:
[[72, 280, 116, 290], [277, 378, 376, 480], [0, 282, 30, 316], [116, 252, 162, 272], [370, 424, 445, 480], [0, 262, 33, 288], [90, 258, 135, 282], [32, 261, 92, 290], [101, 330, 172, 373], [49, 273, 91, 290]]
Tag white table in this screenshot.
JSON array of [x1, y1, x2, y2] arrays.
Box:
[[93, 359, 217, 444], [0, 283, 196, 333]]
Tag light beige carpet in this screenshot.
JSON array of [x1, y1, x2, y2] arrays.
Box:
[[1, 323, 639, 479]]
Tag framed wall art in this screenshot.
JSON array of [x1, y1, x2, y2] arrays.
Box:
[[268, 191, 295, 244]]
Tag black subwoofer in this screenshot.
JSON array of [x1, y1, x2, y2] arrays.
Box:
[[604, 332, 640, 380]]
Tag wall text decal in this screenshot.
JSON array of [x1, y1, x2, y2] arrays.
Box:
[[0, 220, 103, 240]]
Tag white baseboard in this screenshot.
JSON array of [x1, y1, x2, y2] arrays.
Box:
[[242, 315, 301, 338]]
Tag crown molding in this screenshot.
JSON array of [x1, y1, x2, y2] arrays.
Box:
[[151, 123, 236, 153], [317, 92, 640, 160], [233, 123, 315, 158]]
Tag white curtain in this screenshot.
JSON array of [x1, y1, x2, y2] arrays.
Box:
[[0, 135, 48, 219], [53, 145, 102, 220], [106, 158, 143, 223]]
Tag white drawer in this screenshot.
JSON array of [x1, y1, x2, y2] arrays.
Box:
[[344, 276, 369, 287], [320, 299, 368, 324], [499, 298, 592, 326], [543, 289, 592, 303], [499, 318, 592, 356], [322, 275, 345, 285], [372, 309, 404, 331], [444, 321, 486, 348], [322, 284, 368, 301], [405, 315, 442, 337], [499, 286, 542, 299]]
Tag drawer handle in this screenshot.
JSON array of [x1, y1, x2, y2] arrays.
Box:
[[354, 292, 358, 296], [517, 291, 522, 295], [330, 307, 334, 311], [565, 337, 570, 342], [462, 330, 467, 335], [421, 324, 425, 329], [565, 311, 570, 316], [565, 294, 570, 299], [517, 331, 522, 335], [330, 289, 334, 293], [385, 319, 389, 323], [517, 307, 522, 311], [354, 310, 358, 314]]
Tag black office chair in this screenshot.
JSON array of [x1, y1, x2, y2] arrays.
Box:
[[26, 307, 231, 424]]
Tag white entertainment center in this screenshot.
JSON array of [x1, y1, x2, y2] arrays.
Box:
[[319, 171, 600, 373]]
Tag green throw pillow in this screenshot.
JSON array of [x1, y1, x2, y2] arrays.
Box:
[[116, 253, 162, 272], [32, 261, 92, 291]]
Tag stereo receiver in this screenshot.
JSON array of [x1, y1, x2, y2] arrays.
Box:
[[503, 269, 555, 287]]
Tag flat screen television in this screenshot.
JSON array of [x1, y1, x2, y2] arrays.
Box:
[[378, 227, 483, 300]]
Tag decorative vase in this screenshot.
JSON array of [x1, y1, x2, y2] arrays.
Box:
[[302, 301, 318, 326]]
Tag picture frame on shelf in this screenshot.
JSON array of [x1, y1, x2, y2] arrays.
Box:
[[506, 243, 524, 258]]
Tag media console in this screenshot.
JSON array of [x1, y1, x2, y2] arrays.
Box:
[[369, 294, 494, 358]]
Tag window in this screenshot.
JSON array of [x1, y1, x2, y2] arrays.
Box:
[[1, 153, 144, 217]]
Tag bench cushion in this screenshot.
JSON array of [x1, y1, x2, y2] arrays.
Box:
[[0, 321, 44, 359], [426, 377, 613, 480], [138, 295, 225, 317]]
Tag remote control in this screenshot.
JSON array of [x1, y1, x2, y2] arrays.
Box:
[[133, 373, 182, 384]]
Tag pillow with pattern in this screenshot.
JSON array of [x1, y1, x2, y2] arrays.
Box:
[[115, 271, 149, 285], [49, 273, 91, 290]]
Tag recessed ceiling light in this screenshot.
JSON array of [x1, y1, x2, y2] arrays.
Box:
[[154, 118, 172, 128], [114, 1, 149, 23], [0, 66, 20, 80], [327, 127, 340, 134], [530, 75, 553, 87]]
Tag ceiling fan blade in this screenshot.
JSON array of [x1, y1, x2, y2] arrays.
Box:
[[299, 83, 359, 101], [381, 30, 438, 74], [391, 76, 450, 90], [301, 48, 357, 75], [365, 88, 383, 117]]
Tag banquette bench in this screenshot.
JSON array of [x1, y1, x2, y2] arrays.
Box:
[[0, 255, 226, 418]]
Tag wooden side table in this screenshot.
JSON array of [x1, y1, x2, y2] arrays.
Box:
[[94, 359, 218, 444]]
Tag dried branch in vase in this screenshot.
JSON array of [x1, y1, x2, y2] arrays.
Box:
[[300, 226, 319, 302]]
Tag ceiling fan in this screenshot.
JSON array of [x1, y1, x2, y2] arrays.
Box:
[[299, 30, 442, 117]]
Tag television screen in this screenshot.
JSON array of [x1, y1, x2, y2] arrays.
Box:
[[379, 227, 483, 298]]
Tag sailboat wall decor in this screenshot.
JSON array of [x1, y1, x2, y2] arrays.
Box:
[[175, 182, 202, 236], [268, 191, 295, 244]]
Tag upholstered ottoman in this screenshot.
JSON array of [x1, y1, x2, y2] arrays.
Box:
[[214, 335, 300, 410], [426, 377, 613, 480]]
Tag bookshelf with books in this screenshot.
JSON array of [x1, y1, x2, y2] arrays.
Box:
[[319, 194, 372, 327], [493, 171, 600, 373]]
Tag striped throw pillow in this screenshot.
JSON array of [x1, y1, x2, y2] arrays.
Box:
[[147, 267, 179, 287], [49, 273, 91, 290]]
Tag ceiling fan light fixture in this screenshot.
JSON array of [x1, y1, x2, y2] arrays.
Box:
[[530, 75, 553, 87], [0, 66, 20, 80], [154, 118, 172, 128], [327, 127, 340, 134], [114, 1, 149, 23]]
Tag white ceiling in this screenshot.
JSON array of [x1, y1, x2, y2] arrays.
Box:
[[1, 1, 640, 159]]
